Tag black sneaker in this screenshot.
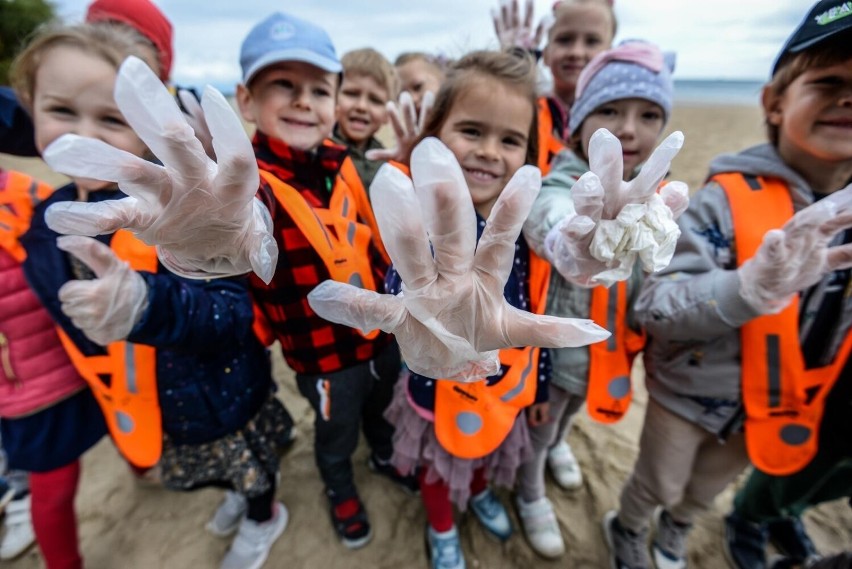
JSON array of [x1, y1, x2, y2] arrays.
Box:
[[326, 489, 372, 549], [768, 517, 819, 562], [368, 453, 420, 495], [723, 512, 768, 569]]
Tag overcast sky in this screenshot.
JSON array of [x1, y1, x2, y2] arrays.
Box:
[[54, 0, 808, 88]]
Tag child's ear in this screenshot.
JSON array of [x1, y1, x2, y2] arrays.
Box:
[[761, 84, 784, 127], [542, 45, 552, 67], [235, 83, 257, 124]]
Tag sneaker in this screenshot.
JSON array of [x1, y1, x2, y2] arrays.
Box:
[[220, 502, 288, 569], [327, 490, 372, 549], [207, 491, 248, 537], [651, 508, 690, 569], [367, 453, 419, 495], [515, 495, 565, 558], [469, 488, 513, 541], [0, 495, 36, 560], [547, 440, 583, 490], [767, 517, 819, 562], [426, 525, 466, 569], [723, 512, 768, 569], [602, 510, 650, 569], [0, 478, 14, 515]]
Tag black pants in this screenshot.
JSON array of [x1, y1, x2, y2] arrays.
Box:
[[296, 341, 401, 501]]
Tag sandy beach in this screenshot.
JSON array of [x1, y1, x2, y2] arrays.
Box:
[[2, 103, 851, 568]]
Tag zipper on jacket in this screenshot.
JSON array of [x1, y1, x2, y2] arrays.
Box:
[[0, 332, 20, 387]]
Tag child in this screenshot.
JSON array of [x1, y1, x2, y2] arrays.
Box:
[[235, 12, 414, 549], [518, 40, 674, 559], [14, 23, 289, 569], [382, 49, 556, 569], [722, 3, 852, 568], [537, 0, 616, 173], [394, 52, 445, 114], [332, 47, 397, 188], [604, 3, 852, 568]]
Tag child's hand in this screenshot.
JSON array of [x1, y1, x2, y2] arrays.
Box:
[[544, 129, 689, 287], [365, 91, 435, 164], [491, 0, 547, 52], [308, 137, 610, 382], [739, 185, 852, 314], [41, 56, 278, 284], [177, 88, 216, 161], [527, 402, 550, 427], [55, 235, 149, 346]]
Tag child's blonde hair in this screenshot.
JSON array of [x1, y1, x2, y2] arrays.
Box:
[[342, 48, 398, 100], [394, 52, 447, 80], [549, 0, 618, 40], [763, 34, 852, 145], [418, 50, 539, 166], [11, 22, 160, 111]]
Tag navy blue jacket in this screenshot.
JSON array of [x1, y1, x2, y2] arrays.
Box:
[[0, 87, 38, 157], [22, 184, 272, 445]]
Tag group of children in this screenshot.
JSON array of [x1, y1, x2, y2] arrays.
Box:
[[0, 0, 851, 568]]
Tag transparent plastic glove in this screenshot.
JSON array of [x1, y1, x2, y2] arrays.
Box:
[[308, 137, 610, 382], [177, 87, 216, 160], [491, 0, 546, 51], [365, 90, 435, 163], [739, 185, 852, 315], [42, 56, 277, 284], [55, 235, 149, 346], [544, 128, 688, 287]]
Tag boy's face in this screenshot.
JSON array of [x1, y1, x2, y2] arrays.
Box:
[[32, 46, 147, 192], [336, 73, 390, 147], [396, 59, 442, 114], [578, 98, 665, 175], [438, 79, 532, 219], [237, 61, 338, 152], [765, 61, 852, 164], [544, 5, 614, 102]]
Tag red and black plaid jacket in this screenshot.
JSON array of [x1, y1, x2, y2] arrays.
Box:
[[249, 132, 392, 375]]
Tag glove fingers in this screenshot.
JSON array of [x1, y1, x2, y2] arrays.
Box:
[[410, 138, 476, 278], [371, 164, 438, 289], [56, 235, 121, 278], [417, 91, 435, 133], [474, 165, 539, 281], [45, 198, 148, 237], [177, 88, 203, 119], [307, 280, 406, 334], [365, 148, 393, 161], [588, 129, 623, 203], [826, 243, 852, 272], [400, 91, 418, 137], [387, 98, 408, 142], [659, 181, 690, 219], [114, 57, 210, 185], [630, 131, 684, 201], [571, 172, 605, 221], [504, 308, 611, 349], [523, 0, 534, 29]]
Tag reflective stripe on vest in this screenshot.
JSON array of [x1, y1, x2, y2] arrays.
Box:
[[0, 171, 52, 262], [434, 252, 551, 459], [536, 97, 566, 177], [337, 156, 390, 265], [586, 281, 646, 423], [717, 172, 852, 475], [259, 169, 381, 340], [55, 229, 162, 468]]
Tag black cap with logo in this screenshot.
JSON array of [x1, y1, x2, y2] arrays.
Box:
[[772, 0, 852, 75]]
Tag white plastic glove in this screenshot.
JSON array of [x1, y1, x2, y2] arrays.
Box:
[[42, 56, 278, 284], [491, 0, 546, 51], [56, 235, 149, 346], [308, 137, 610, 382], [739, 185, 852, 315], [177, 88, 216, 160], [365, 91, 435, 163], [544, 128, 689, 287]]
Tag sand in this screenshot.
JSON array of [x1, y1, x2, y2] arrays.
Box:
[[2, 103, 851, 568]]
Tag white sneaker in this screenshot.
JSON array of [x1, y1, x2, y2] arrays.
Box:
[[220, 502, 288, 569], [207, 491, 249, 537], [547, 440, 583, 490], [0, 494, 36, 560], [516, 495, 565, 558]]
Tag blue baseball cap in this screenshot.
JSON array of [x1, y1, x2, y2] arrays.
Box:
[[772, 0, 852, 75], [240, 12, 342, 85]]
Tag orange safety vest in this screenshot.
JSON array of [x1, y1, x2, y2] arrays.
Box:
[[717, 172, 852, 475], [536, 97, 566, 177], [0, 171, 53, 262], [336, 155, 390, 265], [259, 169, 382, 340], [586, 282, 646, 423], [434, 252, 551, 459], [55, 230, 162, 468]]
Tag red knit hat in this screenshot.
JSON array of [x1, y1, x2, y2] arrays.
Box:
[[86, 0, 173, 81]]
